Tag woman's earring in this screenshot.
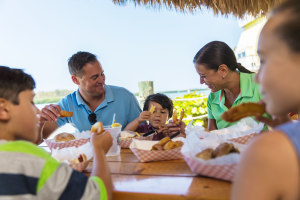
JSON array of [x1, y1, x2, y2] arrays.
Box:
[[222, 76, 225, 79]]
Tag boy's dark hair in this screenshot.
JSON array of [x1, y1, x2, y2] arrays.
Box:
[[143, 93, 173, 117], [0, 66, 36, 105], [68, 51, 98, 77], [193, 41, 253, 74], [272, 0, 300, 53]]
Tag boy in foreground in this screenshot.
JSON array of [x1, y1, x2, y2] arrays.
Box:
[[0, 66, 112, 200]]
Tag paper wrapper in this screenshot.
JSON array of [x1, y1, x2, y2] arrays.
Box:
[[130, 137, 185, 162], [44, 131, 91, 151], [181, 132, 247, 181], [120, 131, 154, 148], [186, 117, 264, 143], [52, 142, 93, 172]]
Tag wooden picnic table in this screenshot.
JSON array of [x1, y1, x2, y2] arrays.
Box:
[[83, 148, 232, 200]]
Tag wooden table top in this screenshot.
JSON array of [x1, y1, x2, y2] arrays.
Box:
[[83, 148, 232, 200]]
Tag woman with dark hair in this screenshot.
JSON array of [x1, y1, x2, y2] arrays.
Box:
[[194, 41, 271, 131], [231, 0, 300, 199]]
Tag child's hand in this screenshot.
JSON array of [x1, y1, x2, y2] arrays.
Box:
[[138, 111, 151, 123], [158, 125, 169, 137], [90, 131, 113, 154]]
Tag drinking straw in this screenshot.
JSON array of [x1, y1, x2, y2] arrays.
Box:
[[112, 113, 116, 125]]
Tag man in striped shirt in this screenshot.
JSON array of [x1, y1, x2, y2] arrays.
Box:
[[0, 66, 112, 200]]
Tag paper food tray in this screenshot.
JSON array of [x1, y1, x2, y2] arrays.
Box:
[[181, 133, 248, 181], [130, 137, 185, 162]]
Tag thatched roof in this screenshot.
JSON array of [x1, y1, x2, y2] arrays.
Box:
[[112, 0, 285, 18]]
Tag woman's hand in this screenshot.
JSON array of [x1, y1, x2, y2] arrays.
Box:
[[167, 119, 186, 138], [138, 111, 151, 123]]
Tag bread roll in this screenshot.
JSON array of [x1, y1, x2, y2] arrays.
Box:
[[54, 133, 75, 142]]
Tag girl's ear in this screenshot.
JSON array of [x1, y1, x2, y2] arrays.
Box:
[[0, 99, 10, 121]]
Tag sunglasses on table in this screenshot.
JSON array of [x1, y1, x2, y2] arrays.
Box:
[[88, 113, 97, 125]]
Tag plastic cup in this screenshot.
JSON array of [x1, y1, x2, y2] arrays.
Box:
[[103, 125, 122, 157]]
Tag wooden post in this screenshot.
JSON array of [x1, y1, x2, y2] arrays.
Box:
[[138, 81, 154, 109]]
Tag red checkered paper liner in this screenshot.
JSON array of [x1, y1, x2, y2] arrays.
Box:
[[44, 138, 90, 151], [183, 155, 238, 181], [121, 135, 154, 148], [131, 147, 183, 162], [181, 133, 246, 182], [227, 132, 258, 144], [69, 161, 89, 172]]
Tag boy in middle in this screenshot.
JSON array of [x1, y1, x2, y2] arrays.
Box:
[[124, 93, 173, 140]]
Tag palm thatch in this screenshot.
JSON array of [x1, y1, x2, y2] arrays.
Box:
[[112, 0, 285, 18]]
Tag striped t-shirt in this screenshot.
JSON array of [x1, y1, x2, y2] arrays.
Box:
[[0, 140, 107, 200]]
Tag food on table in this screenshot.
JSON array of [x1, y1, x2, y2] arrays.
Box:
[[196, 142, 240, 160], [157, 136, 171, 146], [59, 110, 73, 117], [195, 148, 214, 160], [121, 132, 141, 140], [54, 133, 75, 142], [212, 142, 240, 158], [69, 154, 87, 164], [173, 109, 185, 125], [152, 144, 164, 151], [112, 123, 121, 127], [152, 137, 183, 151], [221, 102, 266, 122], [149, 105, 156, 114], [90, 121, 104, 135]]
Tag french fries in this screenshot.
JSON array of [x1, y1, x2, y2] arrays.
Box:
[[173, 109, 184, 125], [149, 105, 156, 114]]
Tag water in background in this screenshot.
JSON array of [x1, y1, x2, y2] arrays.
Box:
[[36, 89, 211, 141]]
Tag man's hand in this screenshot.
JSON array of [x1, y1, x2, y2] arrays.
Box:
[[158, 125, 169, 137], [138, 111, 151, 123], [167, 120, 186, 138], [91, 131, 113, 154], [39, 104, 61, 124]]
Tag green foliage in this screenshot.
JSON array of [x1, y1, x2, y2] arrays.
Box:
[[34, 97, 63, 104], [34, 90, 74, 104], [172, 90, 208, 128]]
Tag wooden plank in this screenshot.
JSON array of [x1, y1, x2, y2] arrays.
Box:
[[106, 153, 186, 163], [84, 161, 195, 176], [111, 174, 231, 200]]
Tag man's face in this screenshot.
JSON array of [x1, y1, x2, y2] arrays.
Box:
[[10, 90, 39, 142], [76, 61, 106, 97]]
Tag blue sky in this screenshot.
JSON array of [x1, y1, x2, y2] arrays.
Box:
[[0, 0, 243, 93]]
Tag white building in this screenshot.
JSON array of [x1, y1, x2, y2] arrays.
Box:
[[235, 15, 267, 72]]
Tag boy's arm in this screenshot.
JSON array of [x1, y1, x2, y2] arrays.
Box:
[[124, 117, 141, 131], [34, 121, 59, 145], [91, 131, 114, 200], [124, 111, 151, 132]]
